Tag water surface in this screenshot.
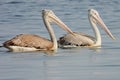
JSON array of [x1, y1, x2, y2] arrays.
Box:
[[0, 0, 120, 80]]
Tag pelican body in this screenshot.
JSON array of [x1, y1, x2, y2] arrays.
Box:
[[58, 9, 115, 48], [3, 10, 73, 52]]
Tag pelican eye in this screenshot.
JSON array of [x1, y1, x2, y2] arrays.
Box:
[[94, 12, 96, 15]]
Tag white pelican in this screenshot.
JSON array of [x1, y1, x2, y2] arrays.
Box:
[[58, 9, 115, 48], [3, 9, 73, 52]]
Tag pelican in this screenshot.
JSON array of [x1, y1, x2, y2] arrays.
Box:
[[3, 9, 73, 52], [58, 9, 115, 48]]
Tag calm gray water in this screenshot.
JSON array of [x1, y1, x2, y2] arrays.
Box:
[[0, 0, 120, 80]]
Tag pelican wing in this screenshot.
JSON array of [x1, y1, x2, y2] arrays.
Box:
[[76, 32, 95, 41], [58, 32, 95, 47], [3, 34, 53, 50]]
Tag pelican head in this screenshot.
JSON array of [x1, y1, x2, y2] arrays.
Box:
[[88, 9, 115, 40], [42, 9, 73, 34]]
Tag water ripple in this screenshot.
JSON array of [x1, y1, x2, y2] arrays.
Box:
[[6, 1, 26, 4], [0, 0, 120, 80]]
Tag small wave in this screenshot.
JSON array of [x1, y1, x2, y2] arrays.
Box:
[[100, 64, 120, 67], [6, 1, 25, 4]]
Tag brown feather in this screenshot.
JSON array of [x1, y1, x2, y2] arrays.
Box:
[[3, 34, 53, 50]]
